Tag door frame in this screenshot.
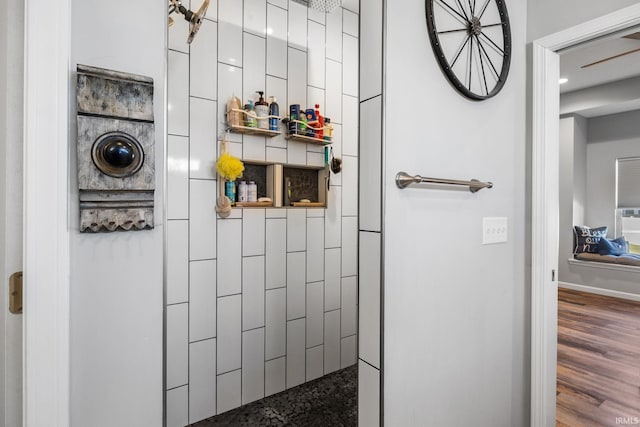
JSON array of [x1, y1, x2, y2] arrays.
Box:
[[530, 4, 640, 426], [23, 0, 71, 425]]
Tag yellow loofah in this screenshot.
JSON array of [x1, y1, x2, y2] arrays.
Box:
[[216, 152, 244, 181]]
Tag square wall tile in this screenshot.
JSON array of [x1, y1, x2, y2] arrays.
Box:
[[358, 361, 380, 427], [167, 136, 189, 220], [243, 209, 266, 256], [266, 288, 287, 359], [324, 248, 341, 311], [288, 1, 308, 50], [326, 8, 343, 62], [267, 4, 288, 79], [166, 386, 188, 427], [325, 60, 342, 124], [244, 0, 267, 37], [190, 98, 218, 180], [168, 51, 189, 136], [217, 295, 242, 373], [287, 209, 306, 252], [243, 135, 267, 162], [308, 21, 326, 89], [359, 97, 382, 232], [306, 281, 324, 348], [266, 218, 287, 289], [167, 220, 189, 305], [306, 217, 325, 282], [266, 208, 287, 219], [189, 339, 217, 424], [190, 179, 218, 261], [167, 303, 189, 389], [307, 86, 325, 113], [342, 95, 358, 156], [341, 216, 358, 277], [341, 276, 357, 337], [343, 34, 358, 96], [324, 310, 341, 374], [217, 219, 242, 296], [243, 33, 267, 103], [218, 0, 243, 67], [217, 369, 242, 414], [306, 345, 324, 381], [286, 318, 306, 388], [341, 335, 357, 368], [243, 256, 265, 331], [287, 140, 307, 166], [287, 48, 307, 106], [325, 186, 342, 248], [265, 357, 286, 397], [242, 328, 265, 404], [190, 260, 217, 342], [267, 147, 287, 163], [218, 63, 243, 142], [287, 251, 306, 320], [359, 232, 380, 368], [190, 20, 218, 100]]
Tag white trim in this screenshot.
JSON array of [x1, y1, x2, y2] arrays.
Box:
[[559, 281, 640, 302], [23, 0, 70, 425], [567, 258, 640, 274], [531, 4, 640, 427]]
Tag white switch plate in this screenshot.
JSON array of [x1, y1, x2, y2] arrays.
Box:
[[483, 217, 508, 245]]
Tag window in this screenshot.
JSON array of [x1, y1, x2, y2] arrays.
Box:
[[616, 157, 640, 251]]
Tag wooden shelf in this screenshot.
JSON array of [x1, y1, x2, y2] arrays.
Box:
[[290, 202, 325, 207], [228, 124, 282, 137], [285, 133, 332, 145], [235, 201, 274, 208]]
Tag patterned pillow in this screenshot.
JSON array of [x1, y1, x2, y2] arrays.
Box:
[[573, 225, 608, 254], [598, 237, 628, 256]]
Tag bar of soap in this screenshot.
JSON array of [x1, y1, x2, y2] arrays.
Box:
[[299, 199, 311, 203], [258, 197, 272, 203]]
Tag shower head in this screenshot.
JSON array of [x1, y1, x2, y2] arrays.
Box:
[[168, 0, 210, 44], [290, 0, 342, 13]]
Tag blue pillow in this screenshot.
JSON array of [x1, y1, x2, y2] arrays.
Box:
[[598, 237, 628, 256], [573, 225, 608, 254]]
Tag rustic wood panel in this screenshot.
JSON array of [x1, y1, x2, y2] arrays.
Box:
[[557, 288, 640, 427]]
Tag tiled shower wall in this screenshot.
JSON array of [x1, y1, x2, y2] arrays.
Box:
[[165, 1, 359, 425]]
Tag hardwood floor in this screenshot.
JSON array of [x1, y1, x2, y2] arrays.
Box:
[[557, 288, 640, 427]]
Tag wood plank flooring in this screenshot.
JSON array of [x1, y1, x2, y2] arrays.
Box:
[[557, 288, 640, 427]]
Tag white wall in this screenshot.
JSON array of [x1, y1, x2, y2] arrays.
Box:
[[70, 1, 165, 426], [165, 1, 359, 424], [383, 0, 528, 425], [527, 0, 640, 42], [0, 2, 24, 425]]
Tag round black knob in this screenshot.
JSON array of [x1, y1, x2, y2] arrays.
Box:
[[102, 140, 136, 169]]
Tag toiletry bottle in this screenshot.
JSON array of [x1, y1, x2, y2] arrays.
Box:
[[324, 117, 332, 141], [315, 104, 324, 140], [269, 96, 279, 131], [238, 181, 248, 202], [225, 181, 236, 205], [300, 111, 308, 133], [245, 101, 257, 127], [289, 104, 300, 134], [227, 96, 242, 127], [305, 108, 317, 137], [248, 181, 258, 202], [255, 91, 269, 129]]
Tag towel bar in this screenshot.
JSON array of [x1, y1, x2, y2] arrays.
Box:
[[395, 171, 493, 193]]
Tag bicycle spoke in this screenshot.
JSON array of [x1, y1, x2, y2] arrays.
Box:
[[481, 22, 503, 29], [438, 27, 468, 34], [450, 34, 471, 68], [435, 0, 469, 25], [479, 31, 504, 55], [467, 0, 474, 18], [454, 0, 470, 21], [468, 35, 473, 90], [477, 0, 491, 19], [475, 35, 489, 95], [477, 38, 500, 80]]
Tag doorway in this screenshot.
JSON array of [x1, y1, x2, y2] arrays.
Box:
[[531, 4, 640, 426]]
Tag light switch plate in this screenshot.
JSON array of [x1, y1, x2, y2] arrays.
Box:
[[483, 217, 508, 245]]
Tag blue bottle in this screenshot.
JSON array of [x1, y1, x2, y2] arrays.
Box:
[[269, 97, 279, 131], [305, 108, 317, 137]]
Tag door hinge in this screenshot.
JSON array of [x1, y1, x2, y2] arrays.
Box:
[[9, 272, 23, 314]]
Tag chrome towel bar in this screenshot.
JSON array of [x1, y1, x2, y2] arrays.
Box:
[[395, 171, 493, 193]]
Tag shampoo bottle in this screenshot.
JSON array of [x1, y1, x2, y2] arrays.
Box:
[[255, 91, 269, 129], [245, 101, 257, 127], [269, 96, 279, 131]]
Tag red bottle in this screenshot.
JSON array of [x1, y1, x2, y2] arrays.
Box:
[[315, 104, 324, 139]]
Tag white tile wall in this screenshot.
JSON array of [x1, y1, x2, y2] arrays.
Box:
[[168, 136, 189, 219], [166, 3, 360, 422], [358, 360, 380, 427], [167, 220, 189, 304], [189, 339, 217, 423], [359, 0, 381, 100], [242, 328, 265, 404], [265, 356, 286, 397], [286, 318, 306, 388], [359, 232, 380, 369], [217, 295, 242, 373], [286, 251, 306, 320], [265, 288, 287, 359], [190, 260, 217, 342], [242, 256, 265, 330], [359, 97, 382, 232], [190, 179, 218, 260], [190, 98, 218, 180]]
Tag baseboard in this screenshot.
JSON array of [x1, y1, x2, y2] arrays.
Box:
[[559, 281, 640, 302]]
